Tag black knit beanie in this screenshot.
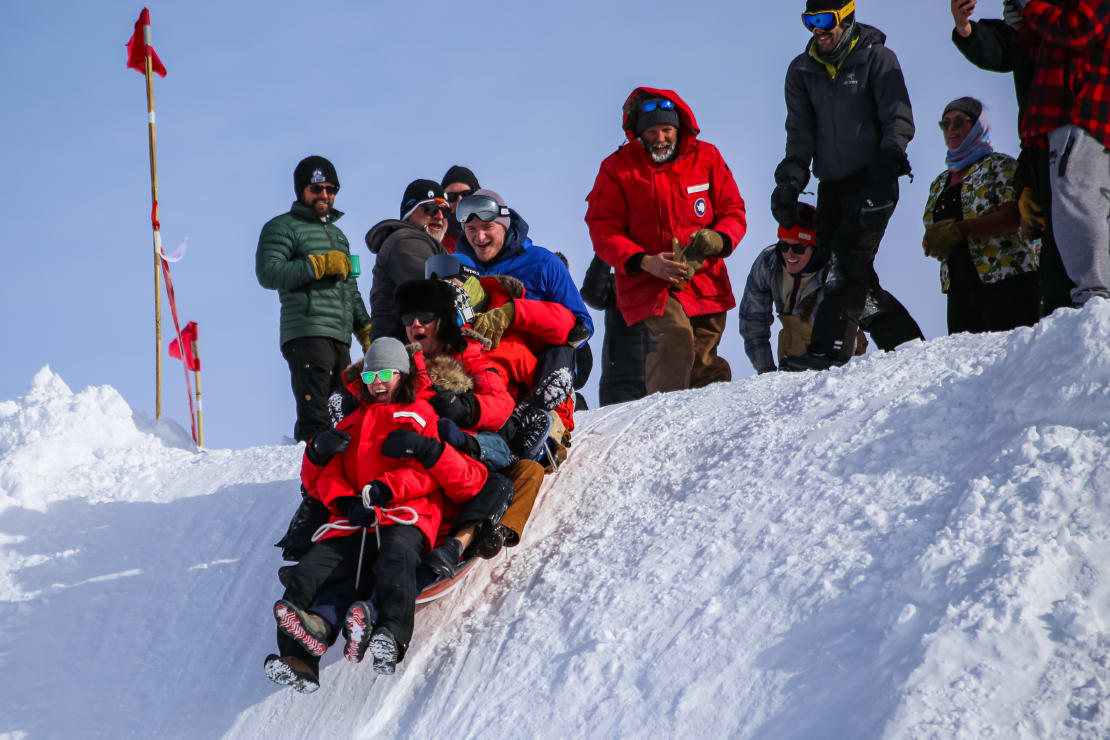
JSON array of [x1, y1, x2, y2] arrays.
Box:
[[293, 156, 340, 196], [441, 165, 480, 191], [400, 179, 446, 220], [943, 96, 984, 122], [635, 100, 681, 136]]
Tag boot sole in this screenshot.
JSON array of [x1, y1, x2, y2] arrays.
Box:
[[264, 654, 319, 694], [344, 603, 372, 664], [370, 633, 397, 675], [274, 601, 327, 657]]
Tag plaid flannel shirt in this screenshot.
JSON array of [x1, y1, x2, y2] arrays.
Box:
[[1020, 0, 1110, 148]]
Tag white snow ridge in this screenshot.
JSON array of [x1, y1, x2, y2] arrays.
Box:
[[2, 302, 1110, 739]]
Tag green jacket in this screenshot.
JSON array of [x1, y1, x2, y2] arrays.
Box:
[[255, 202, 371, 346]]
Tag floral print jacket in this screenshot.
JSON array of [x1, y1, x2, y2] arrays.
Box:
[[923, 152, 1039, 292]]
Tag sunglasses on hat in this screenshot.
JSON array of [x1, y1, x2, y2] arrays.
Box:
[[640, 99, 675, 113], [802, 0, 855, 31], [457, 194, 511, 224], [446, 189, 475, 203], [401, 311, 437, 326], [308, 184, 339, 195], [361, 368, 399, 384]]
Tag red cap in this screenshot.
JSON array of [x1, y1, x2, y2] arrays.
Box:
[[777, 222, 816, 245]]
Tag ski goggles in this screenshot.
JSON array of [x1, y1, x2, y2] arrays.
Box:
[[802, 0, 854, 31], [308, 184, 339, 195], [640, 99, 675, 113], [401, 310, 437, 326], [456, 194, 511, 224], [361, 368, 399, 384]]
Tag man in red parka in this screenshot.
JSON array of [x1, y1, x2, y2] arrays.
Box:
[[586, 86, 747, 394]]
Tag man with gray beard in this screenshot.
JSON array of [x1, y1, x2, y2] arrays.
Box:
[[586, 86, 747, 394]]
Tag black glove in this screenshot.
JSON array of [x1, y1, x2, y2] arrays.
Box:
[[566, 317, 591, 348], [305, 429, 351, 467], [771, 184, 800, 229], [579, 256, 615, 311], [381, 429, 444, 468], [430, 389, 479, 427], [437, 418, 469, 449]]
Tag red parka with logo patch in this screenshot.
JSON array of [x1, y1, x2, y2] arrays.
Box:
[[585, 87, 747, 326]]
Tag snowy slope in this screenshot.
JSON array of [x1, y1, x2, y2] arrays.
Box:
[[3, 303, 1110, 739]]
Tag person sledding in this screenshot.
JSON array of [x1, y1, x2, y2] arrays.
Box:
[[265, 337, 488, 691]]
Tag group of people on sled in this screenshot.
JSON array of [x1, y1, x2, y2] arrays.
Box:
[[256, 0, 1110, 692]]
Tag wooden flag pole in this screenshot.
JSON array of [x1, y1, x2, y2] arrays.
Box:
[[191, 335, 204, 447], [143, 25, 163, 419]]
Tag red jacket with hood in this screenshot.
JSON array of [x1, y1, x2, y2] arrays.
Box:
[[302, 353, 488, 549], [585, 87, 747, 326]]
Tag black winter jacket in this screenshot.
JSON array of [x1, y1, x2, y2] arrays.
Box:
[[364, 220, 446, 341]]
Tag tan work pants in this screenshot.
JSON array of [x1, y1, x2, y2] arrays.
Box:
[[642, 295, 730, 394], [498, 460, 545, 546]]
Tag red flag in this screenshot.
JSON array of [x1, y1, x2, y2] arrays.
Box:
[[169, 321, 200, 371], [126, 8, 167, 77]]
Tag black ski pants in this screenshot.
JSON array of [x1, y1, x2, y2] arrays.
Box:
[[599, 304, 648, 406], [811, 172, 922, 360], [946, 242, 1040, 334], [281, 336, 351, 442], [446, 472, 515, 536]]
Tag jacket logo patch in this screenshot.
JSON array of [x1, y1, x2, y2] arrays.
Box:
[[694, 198, 707, 217], [686, 183, 710, 194], [392, 411, 427, 428]]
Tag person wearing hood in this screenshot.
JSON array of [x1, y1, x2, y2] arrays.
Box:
[[585, 87, 747, 394], [923, 97, 1039, 334], [364, 179, 451, 342], [739, 203, 869, 373], [441, 165, 480, 254], [774, 1, 924, 371]]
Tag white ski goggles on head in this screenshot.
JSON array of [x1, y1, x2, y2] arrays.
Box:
[[456, 194, 510, 224]]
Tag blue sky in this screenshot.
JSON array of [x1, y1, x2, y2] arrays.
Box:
[[1, 1, 1020, 449]]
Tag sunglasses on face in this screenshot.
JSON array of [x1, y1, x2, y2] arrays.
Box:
[[779, 241, 811, 255], [361, 368, 399, 384], [308, 184, 339, 195], [401, 311, 437, 326], [421, 203, 450, 217], [802, 0, 855, 31], [938, 116, 972, 131], [446, 189, 475, 203], [640, 99, 675, 113]]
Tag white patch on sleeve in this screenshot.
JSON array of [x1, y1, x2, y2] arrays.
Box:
[[686, 183, 710, 194], [392, 411, 427, 428]]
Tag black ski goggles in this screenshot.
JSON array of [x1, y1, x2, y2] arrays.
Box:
[[457, 194, 510, 224]]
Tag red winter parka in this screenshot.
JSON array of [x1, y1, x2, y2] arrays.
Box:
[[478, 275, 577, 430], [440, 337, 516, 434], [306, 359, 488, 549], [585, 87, 748, 326]]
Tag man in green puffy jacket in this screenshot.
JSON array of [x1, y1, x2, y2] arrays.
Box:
[[256, 155, 372, 442]]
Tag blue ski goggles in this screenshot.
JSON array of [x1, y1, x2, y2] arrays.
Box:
[[640, 99, 675, 113], [802, 0, 854, 31]]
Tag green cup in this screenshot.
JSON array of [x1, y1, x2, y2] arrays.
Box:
[[348, 253, 361, 279]]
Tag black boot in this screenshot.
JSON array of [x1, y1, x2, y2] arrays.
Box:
[[422, 537, 463, 580], [473, 523, 512, 559]]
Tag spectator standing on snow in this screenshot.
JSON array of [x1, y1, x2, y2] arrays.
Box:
[[256, 155, 372, 442], [773, 1, 924, 371], [949, 0, 1075, 316], [922, 97, 1039, 334], [580, 255, 647, 405], [441, 165, 480, 254], [585, 87, 747, 394], [1013, 0, 1110, 306], [364, 180, 451, 342]]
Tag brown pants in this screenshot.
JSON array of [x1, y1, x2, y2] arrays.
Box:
[[778, 314, 867, 362], [641, 295, 731, 394], [497, 460, 545, 546]]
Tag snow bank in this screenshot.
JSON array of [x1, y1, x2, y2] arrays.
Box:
[[2, 303, 1109, 739]]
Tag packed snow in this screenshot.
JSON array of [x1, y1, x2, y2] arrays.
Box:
[[2, 303, 1110, 739]]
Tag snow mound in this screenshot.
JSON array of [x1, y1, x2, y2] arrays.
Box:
[[2, 303, 1110, 739]]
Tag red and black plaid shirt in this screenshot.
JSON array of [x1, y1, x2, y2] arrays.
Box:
[[1020, 0, 1110, 148]]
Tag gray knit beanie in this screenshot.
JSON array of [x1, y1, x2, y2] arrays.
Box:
[[363, 337, 410, 373], [943, 96, 984, 122]]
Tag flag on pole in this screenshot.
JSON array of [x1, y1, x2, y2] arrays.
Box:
[[168, 321, 200, 371], [126, 8, 167, 77]]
